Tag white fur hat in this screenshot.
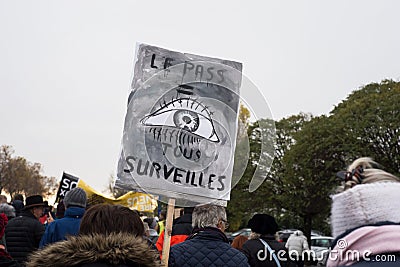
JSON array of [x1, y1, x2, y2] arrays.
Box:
[[331, 182, 400, 237]]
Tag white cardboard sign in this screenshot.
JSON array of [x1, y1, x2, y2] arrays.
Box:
[[117, 44, 242, 204]]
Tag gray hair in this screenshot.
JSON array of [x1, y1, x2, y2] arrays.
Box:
[[344, 157, 400, 190], [0, 203, 16, 218], [192, 204, 226, 228]]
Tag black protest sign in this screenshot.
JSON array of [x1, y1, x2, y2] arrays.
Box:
[[55, 172, 79, 203]]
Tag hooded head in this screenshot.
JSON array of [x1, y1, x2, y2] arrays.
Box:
[[11, 200, 24, 215], [294, 230, 303, 236]]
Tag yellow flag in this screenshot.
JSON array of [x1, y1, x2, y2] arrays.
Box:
[[77, 179, 158, 212]]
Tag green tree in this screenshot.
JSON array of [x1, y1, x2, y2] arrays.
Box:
[[276, 80, 400, 240], [227, 114, 310, 230], [228, 79, 400, 236], [330, 79, 400, 174], [278, 116, 344, 240]]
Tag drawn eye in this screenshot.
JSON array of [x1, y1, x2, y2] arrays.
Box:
[[140, 97, 219, 142], [173, 110, 199, 132]]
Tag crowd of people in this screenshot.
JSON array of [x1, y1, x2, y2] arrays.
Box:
[[0, 157, 399, 266]]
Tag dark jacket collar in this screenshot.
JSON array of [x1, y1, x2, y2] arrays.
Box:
[[64, 207, 85, 218], [20, 210, 37, 220], [174, 214, 192, 225], [260, 234, 277, 240], [188, 227, 229, 243]]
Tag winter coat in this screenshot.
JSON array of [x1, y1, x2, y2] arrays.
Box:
[[156, 213, 193, 253], [242, 235, 295, 267], [328, 222, 400, 267], [285, 231, 309, 256], [27, 232, 161, 267], [169, 227, 249, 267], [39, 207, 85, 248], [4, 210, 44, 265]]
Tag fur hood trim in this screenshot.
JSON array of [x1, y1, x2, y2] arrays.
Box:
[[27, 233, 160, 267]]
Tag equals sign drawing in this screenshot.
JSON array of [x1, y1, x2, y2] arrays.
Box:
[[177, 84, 194, 95]]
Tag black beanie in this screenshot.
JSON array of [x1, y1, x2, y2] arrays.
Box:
[[247, 214, 278, 235]]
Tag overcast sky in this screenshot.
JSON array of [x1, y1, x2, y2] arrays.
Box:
[[1, 0, 399, 195]]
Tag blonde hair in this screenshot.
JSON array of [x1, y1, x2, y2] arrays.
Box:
[[344, 157, 400, 190]]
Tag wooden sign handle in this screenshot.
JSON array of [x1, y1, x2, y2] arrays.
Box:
[[161, 198, 175, 266]]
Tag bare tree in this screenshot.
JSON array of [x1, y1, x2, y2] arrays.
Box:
[[0, 145, 58, 198], [0, 145, 13, 194]]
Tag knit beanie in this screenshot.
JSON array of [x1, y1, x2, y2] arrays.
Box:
[[331, 182, 400, 237], [63, 187, 87, 208]]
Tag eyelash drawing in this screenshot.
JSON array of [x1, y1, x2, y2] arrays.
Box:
[[141, 93, 219, 143]]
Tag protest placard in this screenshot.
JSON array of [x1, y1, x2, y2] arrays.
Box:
[[116, 44, 242, 205], [55, 172, 79, 203]]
